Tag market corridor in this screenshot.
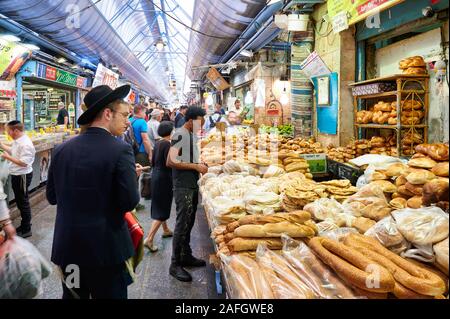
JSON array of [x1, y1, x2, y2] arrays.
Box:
[[17, 196, 221, 299]]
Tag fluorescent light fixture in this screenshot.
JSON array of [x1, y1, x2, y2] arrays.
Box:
[[21, 43, 40, 51], [0, 34, 21, 42], [71, 64, 80, 69], [267, 0, 282, 5], [57, 57, 67, 64], [155, 39, 165, 51], [240, 49, 253, 58], [111, 65, 119, 71]]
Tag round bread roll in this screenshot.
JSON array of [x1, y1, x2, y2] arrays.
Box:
[[388, 117, 397, 125], [431, 162, 449, 177], [397, 185, 415, 198], [406, 170, 436, 185], [404, 182, 424, 196], [408, 157, 437, 169], [371, 171, 389, 181], [406, 196, 423, 208], [386, 163, 410, 177], [390, 197, 408, 209], [370, 180, 397, 193]]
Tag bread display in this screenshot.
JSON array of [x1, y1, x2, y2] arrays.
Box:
[[308, 237, 395, 293], [431, 162, 449, 177], [344, 234, 445, 297], [234, 221, 317, 239], [415, 143, 449, 161], [408, 157, 437, 169], [406, 169, 435, 185], [399, 56, 428, 75]]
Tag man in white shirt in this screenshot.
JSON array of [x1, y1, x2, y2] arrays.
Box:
[[0, 120, 36, 238], [147, 109, 162, 148]]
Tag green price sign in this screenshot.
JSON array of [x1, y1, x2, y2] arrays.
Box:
[[56, 69, 77, 86]]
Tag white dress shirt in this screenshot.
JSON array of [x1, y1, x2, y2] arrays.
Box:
[[10, 134, 36, 176]]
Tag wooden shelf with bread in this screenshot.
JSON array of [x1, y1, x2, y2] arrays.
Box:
[[350, 56, 429, 157]]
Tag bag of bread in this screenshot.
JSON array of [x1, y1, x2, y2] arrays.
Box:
[[342, 184, 392, 221], [219, 253, 274, 299], [364, 217, 410, 254], [392, 207, 449, 246], [281, 235, 357, 299], [303, 198, 345, 222], [320, 227, 359, 243], [433, 238, 449, 273], [256, 244, 316, 299]]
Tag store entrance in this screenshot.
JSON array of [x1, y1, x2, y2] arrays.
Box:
[[22, 81, 76, 130]]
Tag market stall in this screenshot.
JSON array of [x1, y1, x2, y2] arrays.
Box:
[[198, 127, 448, 299]]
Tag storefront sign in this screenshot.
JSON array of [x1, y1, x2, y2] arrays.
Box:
[[327, 0, 403, 26], [206, 67, 230, 91], [299, 51, 331, 79], [37, 62, 87, 88], [45, 66, 57, 81], [92, 63, 119, 89], [0, 39, 32, 81], [331, 11, 349, 33]]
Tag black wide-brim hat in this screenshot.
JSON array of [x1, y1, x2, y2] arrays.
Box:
[[77, 84, 131, 125]]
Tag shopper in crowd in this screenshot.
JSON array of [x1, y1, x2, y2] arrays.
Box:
[[79, 103, 90, 134], [56, 102, 69, 128], [174, 105, 188, 128], [216, 103, 226, 115], [143, 121, 175, 252], [143, 102, 150, 121], [147, 109, 162, 148], [225, 111, 240, 135], [0, 185, 15, 239], [46, 84, 140, 299], [0, 121, 36, 238], [162, 108, 171, 122], [131, 105, 152, 167], [203, 105, 227, 132], [167, 106, 208, 282]]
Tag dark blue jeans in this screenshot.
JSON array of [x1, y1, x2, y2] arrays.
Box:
[[171, 188, 199, 265]]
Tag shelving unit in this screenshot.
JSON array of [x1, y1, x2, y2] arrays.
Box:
[[350, 74, 429, 156], [0, 96, 16, 130]]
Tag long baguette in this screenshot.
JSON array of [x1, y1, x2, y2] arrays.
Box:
[[308, 237, 395, 293], [234, 222, 316, 238], [350, 285, 388, 299], [227, 237, 283, 252], [344, 234, 446, 296], [234, 211, 312, 227], [393, 282, 435, 299]]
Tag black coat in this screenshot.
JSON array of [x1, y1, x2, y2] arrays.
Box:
[[46, 127, 140, 267]]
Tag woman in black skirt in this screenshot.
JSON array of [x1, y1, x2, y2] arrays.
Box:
[[144, 121, 174, 252]]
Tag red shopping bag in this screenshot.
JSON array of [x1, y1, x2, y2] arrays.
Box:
[[124, 212, 144, 250]]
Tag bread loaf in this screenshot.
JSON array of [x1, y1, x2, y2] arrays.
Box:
[[227, 238, 283, 252], [369, 180, 397, 193], [415, 144, 449, 161], [233, 221, 317, 238], [422, 179, 449, 206], [344, 234, 446, 296], [351, 217, 377, 234], [406, 170, 436, 185], [407, 196, 423, 208], [395, 175, 408, 187], [408, 157, 437, 169], [308, 237, 395, 293], [390, 197, 408, 209], [234, 211, 312, 227], [433, 238, 449, 274], [405, 182, 424, 196], [431, 162, 449, 177]]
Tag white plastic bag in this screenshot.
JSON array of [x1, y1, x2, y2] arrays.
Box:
[[0, 237, 52, 298], [392, 207, 449, 246], [364, 216, 410, 254], [401, 244, 436, 263]]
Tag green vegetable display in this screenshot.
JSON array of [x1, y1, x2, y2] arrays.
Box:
[[258, 124, 293, 137]]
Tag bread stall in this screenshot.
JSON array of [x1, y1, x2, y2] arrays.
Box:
[[199, 125, 449, 298]]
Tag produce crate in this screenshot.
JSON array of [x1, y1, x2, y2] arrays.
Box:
[[337, 163, 365, 185]]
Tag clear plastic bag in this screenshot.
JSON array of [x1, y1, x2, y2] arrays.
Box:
[[392, 207, 449, 246], [281, 235, 357, 299], [0, 237, 52, 298], [342, 184, 392, 221], [219, 253, 274, 299], [433, 238, 449, 273], [364, 216, 410, 254], [401, 244, 436, 263], [303, 198, 344, 222], [319, 227, 359, 243], [255, 244, 316, 299]]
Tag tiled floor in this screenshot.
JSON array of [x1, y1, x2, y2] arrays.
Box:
[[12, 195, 223, 299]]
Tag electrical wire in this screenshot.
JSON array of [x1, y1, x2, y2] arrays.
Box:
[[149, 0, 250, 41]]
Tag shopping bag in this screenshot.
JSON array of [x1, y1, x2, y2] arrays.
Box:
[[139, 171, 152, 199], [124, 211, 144, 278], [0, 237, 52, 299]]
